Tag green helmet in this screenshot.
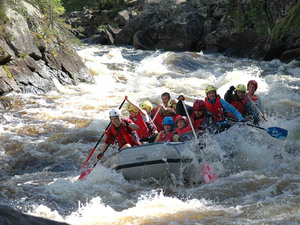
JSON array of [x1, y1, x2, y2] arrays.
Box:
[[205, 85, 217, 94], [235, 84, 246, 92]]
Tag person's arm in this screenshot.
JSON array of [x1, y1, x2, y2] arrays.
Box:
[[224, 86, 235, 103], [173, 133, 179, 142], [125, 96, 147, 117], [176, 97, 193, 116], [123, 119, 139, 130], [220, 98, 245, 121], [154, 132, 162, 143], [256, 97, 267, 120]]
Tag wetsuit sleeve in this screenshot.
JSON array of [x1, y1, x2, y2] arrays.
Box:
[[224, 89, 234, 103], [220, 98, 244, 121], [176, 100, 193, 116]]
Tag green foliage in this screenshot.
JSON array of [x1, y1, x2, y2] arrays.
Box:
[[2, 65, 13, 79], [97, 25, 107, 33], [271, 1, 300, 40], [61, 0, 98, 12], [0, 1, 9, 35], [229, 0, 274, 34]]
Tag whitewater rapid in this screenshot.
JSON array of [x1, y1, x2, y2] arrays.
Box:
[[0, 44, 299, 224]]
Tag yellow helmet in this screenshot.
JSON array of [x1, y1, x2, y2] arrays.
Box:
[[126, 103, 138, 113], [167, 99, 178, 107], [205, 85, 217, 94], [139, 101, 153, 112], [235, 84, 246, 92]]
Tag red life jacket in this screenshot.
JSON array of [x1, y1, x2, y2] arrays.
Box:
[[157, 131, 177, 142], [176, 124, 192, 135], [231, 97, 248, 116], [105, 119, 141, 150], [249, 94, 258, 102], [130, 112, 151, 139], [153, 107, 164, 132], [205, 95, 225, 123], [190, 113, 205, 131]]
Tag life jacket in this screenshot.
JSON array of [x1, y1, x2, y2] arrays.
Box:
[[153, 107, 164, 132], [231, 97, 248, 116], [130, 112, 151, 139], [249, 94, 258, 102], [176, 124, 192, 135], [205, 95, 225, 123], [157, 131, 177, 142], [105, 119, 141, 150], [190, 113, 206, 131]]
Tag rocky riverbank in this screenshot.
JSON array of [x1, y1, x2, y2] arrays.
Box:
[[65, 0, 300, 63], [0, 1, 94, 96]]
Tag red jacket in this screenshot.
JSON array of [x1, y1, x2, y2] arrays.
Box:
[[105, 119, 141, 150]]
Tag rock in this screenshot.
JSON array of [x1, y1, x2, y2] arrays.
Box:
[[0, 1, 94, 96], [0, 204, 69, 225]]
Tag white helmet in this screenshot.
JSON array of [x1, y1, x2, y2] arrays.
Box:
[[109, 108, 121, 117]]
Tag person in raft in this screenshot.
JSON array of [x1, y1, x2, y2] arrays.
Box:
[[154, 117, 179, 143], [204, 85, 246, 133], [97, 108, 141, 160], [247, 80, 267, 121], [224, 84, 260, 125], [151, 92, 176, 132], [125, 96, 158, 143], [176, 97, 215, 135]]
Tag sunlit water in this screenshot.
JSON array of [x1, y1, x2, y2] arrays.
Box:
[[0, 45, 299, 224]]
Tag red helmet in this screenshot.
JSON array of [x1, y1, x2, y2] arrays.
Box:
[[175, 115, 188, 125], [247, 80, 258, 90], [193, 100, 205, 111]]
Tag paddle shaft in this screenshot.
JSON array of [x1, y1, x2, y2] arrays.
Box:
[[182, 100, 216, 184], [182, 100, 197, 140], [91, 124, 123, 168], [80, 99, 126, 170], [247, 94, 267, 121], [78, 124, 124, 180]]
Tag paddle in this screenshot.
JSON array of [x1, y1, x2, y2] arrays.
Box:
[[78, 124, 123, 180], [243, 123, 288, 140], [182, 100, 216, 184], [80, 99, 126, 171], [210, 112, 288, 140]]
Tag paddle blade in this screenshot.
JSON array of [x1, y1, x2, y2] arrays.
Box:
[[266, 127, 288, 140], [78, 168, 92, 180], [203, 164, 216, 184]]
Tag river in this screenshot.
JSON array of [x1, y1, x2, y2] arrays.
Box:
[[0, 45, 299, 224]]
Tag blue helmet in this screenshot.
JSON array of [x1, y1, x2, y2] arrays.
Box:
[[162, 117, 175, 129]]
